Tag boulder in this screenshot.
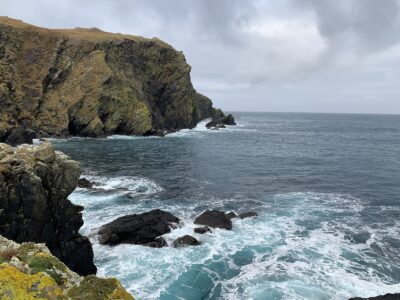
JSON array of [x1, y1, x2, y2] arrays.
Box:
[[173, 235, 201, 247], [78, 177, 94, 189], [206, 114, 236, 129], [194, 227, 212, 234], [98, 209, 180, 246], [0, 143, 96, 276], [194, 210, 233, 230], [146, 237, 168, 248], [239, 212, 258, 219], [2, 127, 36, 146]]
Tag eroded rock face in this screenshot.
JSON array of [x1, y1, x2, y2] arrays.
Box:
[[0, 17, 224, 144], [98, 209, 180, 246], [194, 210, 233, 230], [0, 236, 134, 299], [0, 142, 96, 276]]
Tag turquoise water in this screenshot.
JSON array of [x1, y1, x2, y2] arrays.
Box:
[[52, 112, 400, 299]]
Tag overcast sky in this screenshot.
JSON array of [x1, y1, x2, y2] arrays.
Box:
[[2, 0, 400, 114]]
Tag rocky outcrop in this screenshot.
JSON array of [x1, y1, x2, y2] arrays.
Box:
[[194, 227, 212, 234], [0, 141, 96, 275], [98, 209, 180, 246], [206, 114, 236, 129], [239, 212, 258, 219], [0, 17, 226, 143], [173, 235, 200, 247], [0, 236, 134, 299], [194, 210, 233, 230]]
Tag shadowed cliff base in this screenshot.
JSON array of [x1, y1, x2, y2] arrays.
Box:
[[0, 17, 228, 143]]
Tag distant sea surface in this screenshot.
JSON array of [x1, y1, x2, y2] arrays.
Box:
[[52, 112, 400, 300]]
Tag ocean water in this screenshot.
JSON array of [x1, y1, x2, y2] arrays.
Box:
[[52, 112, 400, 300]]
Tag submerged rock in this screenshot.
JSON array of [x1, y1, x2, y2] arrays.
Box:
[[0, 17, 225, 142], [0, 142, 96, 276], [98, 209, 180, 246], [239, 212, 258, 219], [194, 227, 212, 234], [173, 235, 200, 247], [0, 236, 134, 299], [194, 210, 233, 230]]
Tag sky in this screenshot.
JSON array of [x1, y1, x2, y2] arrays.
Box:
[[1, 0, 400, 114]]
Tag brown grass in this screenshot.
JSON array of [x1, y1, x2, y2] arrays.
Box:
[[0, 247, 19, 261]]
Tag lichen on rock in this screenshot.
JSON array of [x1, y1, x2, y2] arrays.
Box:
[[0, 16, 225, 143], [0, 236, 134, 299], [0, 141, 96, 276]]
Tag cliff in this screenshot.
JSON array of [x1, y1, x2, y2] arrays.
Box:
[[0, 17, 222, 143], [0, 141, 96, 276], [0, 236, 134, 299]]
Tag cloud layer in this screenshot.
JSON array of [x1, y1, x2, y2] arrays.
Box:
[[1, 0, 400, 113]]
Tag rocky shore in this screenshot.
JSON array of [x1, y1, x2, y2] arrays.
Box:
[[0, 235, 133, 299], [0, 17, 230, 143], [0, 141, 95, 275]]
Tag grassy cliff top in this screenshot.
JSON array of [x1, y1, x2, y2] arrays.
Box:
[[0, 16, 169, 46]]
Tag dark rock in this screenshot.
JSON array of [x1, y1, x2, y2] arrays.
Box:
[[98, 209, 180, 246], [194, 227, 212, 234], [349, 294, 400, 300], [146, 237, 167, 248], [173, 235, 200, 247], [206, 114, 236, 129], [2, 127, 36, 146], [226, 212, 238, 219], [143, 129, 165, 137], [239, 212, 258, 219], [194, 210, 233, 230], [0, 142, 96, 276], [78, 177, 93, 189]]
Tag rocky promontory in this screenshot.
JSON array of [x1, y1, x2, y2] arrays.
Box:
[[0, 141, 96, 275], [0, 236, 134, 299], [0, 17, 227, 143]]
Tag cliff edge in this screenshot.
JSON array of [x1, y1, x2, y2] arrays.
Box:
[[0, 141, 96, 275], [0, 17, 223, 143]]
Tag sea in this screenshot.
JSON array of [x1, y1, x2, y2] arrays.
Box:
[[51, 112, 400, 300]]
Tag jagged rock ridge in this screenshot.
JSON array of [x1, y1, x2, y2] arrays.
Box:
[[0, 141, 96, 276], [0, 17, 224, 141]]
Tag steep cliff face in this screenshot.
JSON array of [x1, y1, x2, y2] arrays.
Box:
[[0, 17, 221, 141], [0, 141, 96, 276], [0, 236, 134, 299]]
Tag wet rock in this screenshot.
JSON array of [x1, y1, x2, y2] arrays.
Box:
[[194, 227, 212, 234], [206, 114, 236, 129], [349, 294, 400, 300], [78, 177, 94, 189], [0, 142, 96, 276], [98, 209, 180, 246], [145, 237, 167, 248], [226, 212, 238, 219], [173, 235, 200, 247], [194, 210, 233, 230], [239, 212, 258, 219]]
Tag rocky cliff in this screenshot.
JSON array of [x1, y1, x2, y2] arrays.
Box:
[[0, 236, 134, 299], [0, 17, 223, 143], [0, 141, 96, 276]]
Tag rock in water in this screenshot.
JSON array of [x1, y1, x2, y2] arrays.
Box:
[[0, 142, 96, 276], [239, 212, 258, 219], [349, 294, 400, 300], [206, 114, 237, 129], [194, 210, 233, 230], [0, 236, 134, 299], [194, 226, 212, 234], [226, 212, 238, 219], [98, 209, 180, 246], [173, 235, 201, 247], [0, 17, 225, 143], [78, 177, 94, 189]]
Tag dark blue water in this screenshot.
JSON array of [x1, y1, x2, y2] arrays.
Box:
[[52, 112, 400, 299]]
